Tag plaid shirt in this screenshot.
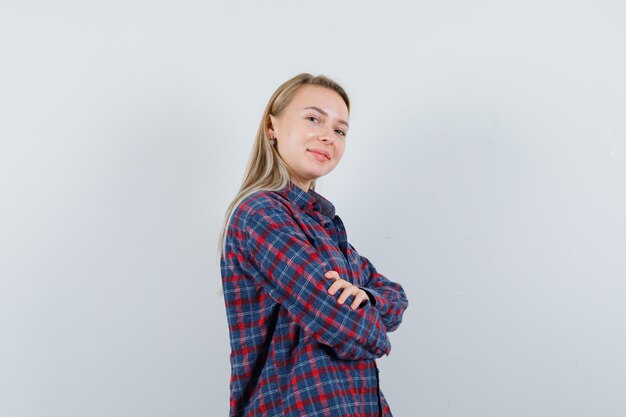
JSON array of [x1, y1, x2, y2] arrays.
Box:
[[220, 181, 408, 417]]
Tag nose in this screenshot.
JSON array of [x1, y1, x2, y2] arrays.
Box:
[[319, 128, 335, 144]]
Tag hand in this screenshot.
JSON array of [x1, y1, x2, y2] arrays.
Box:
[[324, 270, 369, 310]]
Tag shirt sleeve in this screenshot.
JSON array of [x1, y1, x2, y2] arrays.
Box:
[[351, 243, 409, 333], [240, 203, 391, 361]]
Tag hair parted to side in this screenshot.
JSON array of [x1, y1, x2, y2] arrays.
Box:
[[217, 73, 350, 260]]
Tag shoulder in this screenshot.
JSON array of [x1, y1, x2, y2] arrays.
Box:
[[240, 190, 286, 212], [231, 189, 294, 229], [238, 189, 293, 216]]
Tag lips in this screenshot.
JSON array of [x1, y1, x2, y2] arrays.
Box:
[[307, 148, 331, 160]]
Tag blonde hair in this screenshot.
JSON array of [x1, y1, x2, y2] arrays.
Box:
[[217, 73, 350, 259]]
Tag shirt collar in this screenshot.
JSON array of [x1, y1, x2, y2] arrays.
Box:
[[279, 181, 336, 218]]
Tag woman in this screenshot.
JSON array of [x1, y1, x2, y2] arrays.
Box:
[[218, 73, 408, 417]]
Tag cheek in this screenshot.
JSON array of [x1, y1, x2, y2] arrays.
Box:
[[336, 143, 346, 159]]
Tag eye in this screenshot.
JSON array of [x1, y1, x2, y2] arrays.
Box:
[[335, 129, 346, 137], [307, 116, 320, 123]]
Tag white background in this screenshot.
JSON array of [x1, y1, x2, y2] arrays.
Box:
[[1, 1, 625, 416]]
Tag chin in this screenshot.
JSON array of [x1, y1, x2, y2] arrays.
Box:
[[299, 164, 335, 181], [311, 168, 332, 179]]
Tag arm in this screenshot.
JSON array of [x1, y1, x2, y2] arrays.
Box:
[[351, 243, 409, 333], [241, 203, 391, 361]]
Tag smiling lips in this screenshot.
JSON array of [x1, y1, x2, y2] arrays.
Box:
[[307, 148, 331, 161]]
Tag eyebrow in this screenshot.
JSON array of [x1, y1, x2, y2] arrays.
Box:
[[302, 106, 349, 129]]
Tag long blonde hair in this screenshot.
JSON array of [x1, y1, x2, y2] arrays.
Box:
[[217, 73, 350, 259]]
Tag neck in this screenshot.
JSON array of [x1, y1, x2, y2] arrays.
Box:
[[291, 178, 311, 192]]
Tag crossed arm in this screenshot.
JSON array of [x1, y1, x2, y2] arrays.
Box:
[[241, 203, 408, 360]]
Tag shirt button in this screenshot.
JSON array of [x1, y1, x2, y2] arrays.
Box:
[[323, 222, 330, 228], [299, 205, 305, 210]]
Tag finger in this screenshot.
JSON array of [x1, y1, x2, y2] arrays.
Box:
[[324, 270, 339, 280], [337, 285, 358, 304], [328, 280, 348, 295], [350, 291, 368, 310]]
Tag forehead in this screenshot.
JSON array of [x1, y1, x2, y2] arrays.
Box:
[[289, 85, 349, 118]]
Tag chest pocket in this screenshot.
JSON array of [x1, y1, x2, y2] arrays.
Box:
[[317, 238, 354, 284], [297, 213, 356, 285], [345, 244, 365, 286]]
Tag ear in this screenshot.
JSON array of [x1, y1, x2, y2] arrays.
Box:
[[267, 115, 277, 138]]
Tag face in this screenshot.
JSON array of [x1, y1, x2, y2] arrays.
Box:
[[268, 85, 350, 191]]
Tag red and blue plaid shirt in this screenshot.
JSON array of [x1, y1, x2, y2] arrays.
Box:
[[220, 181, 408, 416]]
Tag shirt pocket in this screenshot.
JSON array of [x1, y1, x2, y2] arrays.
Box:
[[310, 227, 353, 279], [345, 245, 366, 286]]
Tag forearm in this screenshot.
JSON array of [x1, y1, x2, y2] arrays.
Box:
[[242, 206, 392, 360]]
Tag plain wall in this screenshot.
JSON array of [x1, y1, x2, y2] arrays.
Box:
[[1, 0, 625, 416]]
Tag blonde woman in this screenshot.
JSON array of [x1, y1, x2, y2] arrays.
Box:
[[219, 73, 408, 417]]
